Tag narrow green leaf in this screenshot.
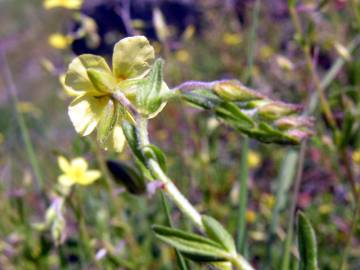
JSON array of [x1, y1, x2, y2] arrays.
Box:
[[297, 212, 319, 270], [160, 193, 189, 270], [142, 144, 167, 172], [202, 215, 236, 253], [152, 225, 229, 262]]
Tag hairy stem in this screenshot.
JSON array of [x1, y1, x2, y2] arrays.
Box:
[[136, 116, 203, 229], [135, 116, 254, 270]]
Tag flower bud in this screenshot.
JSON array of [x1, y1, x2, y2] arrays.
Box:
[[257, 102, 303, 120], [274, 116, 314, 130], [213, 80, 264, 102], [285, 129, 314, 143]]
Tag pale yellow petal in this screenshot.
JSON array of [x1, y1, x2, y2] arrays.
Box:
[[57, 156, 70, 172], [112, 36, 155, 79], [103, 124, 126, 152], [60, 74, 83, 97], [78, 170, 101, 185], [71, 157, 88, 171], [65, 54, 113, 95], [58, 175, 74, 187], [68, 94, 109, 136]]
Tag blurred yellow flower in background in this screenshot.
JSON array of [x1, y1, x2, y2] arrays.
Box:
[[57, 156, 100, 186], [248, 150, 261, 169], [352, 149, 360, 164], [223, 33, 242, 46], [246, 210, 257, 224], [48, 33, 73, 49], [175, 49, 190, 63], [44, 0, 83, 10]]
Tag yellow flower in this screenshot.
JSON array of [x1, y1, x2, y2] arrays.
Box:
[[175, 49, 190, 63], [43, 0, 83, 10], [63, 36, 169, 152], [248, 150, 261, 169], [352, 149, 360, 164], [57, 156, 100, 186], [48, 33, 73, 49], [261, 193, 275, 209], [223, 33, 242, 46], [246, 210, 257, 224]]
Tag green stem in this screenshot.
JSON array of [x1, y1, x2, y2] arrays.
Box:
[[281, 142, 307, 270], [137, 116, 203, 229], [135, 116, 254, 270], [288, 4, 336, 128], [1, 52, 44, 193], [230, 255, 254, 270], [236, 0, 261, 255], [236, 136, 249, 253]]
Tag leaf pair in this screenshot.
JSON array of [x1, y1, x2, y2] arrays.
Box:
[[152, 216, 236, 265]]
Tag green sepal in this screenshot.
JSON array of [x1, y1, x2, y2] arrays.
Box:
[[215, 102, 254, 129], [97, 99, 120, 147], [136, 58, 168, 117]]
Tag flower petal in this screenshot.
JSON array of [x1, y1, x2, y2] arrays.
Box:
[[68, 94, 109, 136], [58, 156, 70, 172], [71, 157, 88, 171], [58, 175, 74, 187], [103, 124, 126, 152], [112, 36, 155, 80], [79, 170, 101, 185], [65, 54, 114, 95]]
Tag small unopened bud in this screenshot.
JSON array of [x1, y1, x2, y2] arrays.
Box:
[[274, 116, 314, 130], [213, 80, 264, 102], [257, 102, 303, 120], [285, 130, 314, 143]]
